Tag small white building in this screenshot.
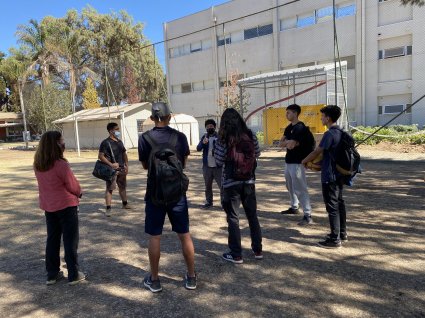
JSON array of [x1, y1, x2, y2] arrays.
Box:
[[53, 103, 152, 149], [142, 113, 200, 146]]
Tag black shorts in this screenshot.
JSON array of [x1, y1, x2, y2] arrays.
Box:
[[145, 196, 189, 236]]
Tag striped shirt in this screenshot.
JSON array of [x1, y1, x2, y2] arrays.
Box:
[[214, 133, 261, 188]]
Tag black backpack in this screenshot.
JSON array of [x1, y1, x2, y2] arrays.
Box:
[[300, 123, 316, 158], [144, 131, 189, 206], [334, 128, 361, 186], [227, 133, 256, 181]]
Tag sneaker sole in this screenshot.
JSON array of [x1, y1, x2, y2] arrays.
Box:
[[68, 276, 86, 286], [46, 272, 64, 285], [185, 284, 197, 290], [144, 281, 162, 293], [222, 255, 243, 264], [317, 242, 342, 249]]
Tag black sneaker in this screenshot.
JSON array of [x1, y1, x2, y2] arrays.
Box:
[[144, 275, 162, 293], [201, 203, 213, 209], [184, 273, 197, 290], [298, 216, 313, 226], [222, 252, 243, 264], [326, 234, 348, 242], [317, 239, 342, 249], [280, 207, 300, 214], [46, 271, 64, 285]]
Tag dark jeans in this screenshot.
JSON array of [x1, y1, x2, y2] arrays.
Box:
[[202, 166, 222, 205], [222, 183, 262, 257], [45, 206, 80, 281], [321, 180, 347, 242]]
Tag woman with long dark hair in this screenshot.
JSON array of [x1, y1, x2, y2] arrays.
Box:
[[214, 108, 263, 264], [34, 131, 85, 285]]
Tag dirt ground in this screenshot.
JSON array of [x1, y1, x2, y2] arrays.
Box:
[[0, 147, 424, 318]]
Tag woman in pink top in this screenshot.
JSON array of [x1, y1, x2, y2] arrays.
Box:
[[34, 131, 85, 285]]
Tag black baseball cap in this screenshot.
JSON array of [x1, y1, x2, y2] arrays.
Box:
[[151, 102, 171, 118]]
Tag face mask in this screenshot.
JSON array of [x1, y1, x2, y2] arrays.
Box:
[[207, 128, 215, 135], [113, 131, 121, 138]]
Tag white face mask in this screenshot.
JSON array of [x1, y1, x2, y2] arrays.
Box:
[[113, 131, 121, 138]]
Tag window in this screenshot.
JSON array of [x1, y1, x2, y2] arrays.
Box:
[[297, 13, 316, 28], [280, 17, 297, 30], [192, 81, 204, 91], [231, 31, 244, 43], [202, 39, 212, 50], [172, 85, 182, 94], [337, 4, 356, 18], [244, 24, 273, 40], [258, 24, 273, 36], [380, 104, 404, 114], [190, 41, 202, 53], [169, 48, 179, 58], [316, 6, 334, 23], [181, 83, 192, 93], [204, 80, 215, 90], [379, 46, 412, 59], [244, 27, 258, 40], [217, 35, 231, 46]]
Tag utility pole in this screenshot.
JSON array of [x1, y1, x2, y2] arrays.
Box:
[[18, 79, 29, 149]]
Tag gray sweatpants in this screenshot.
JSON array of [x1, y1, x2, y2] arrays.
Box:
[[284, 163, 312, 216], [203, 166, 222, 205]]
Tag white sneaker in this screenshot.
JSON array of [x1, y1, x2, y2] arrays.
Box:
[[105, 208, 112, 217]]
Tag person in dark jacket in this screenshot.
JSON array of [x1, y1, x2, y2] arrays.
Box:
[[196, 119, 222, 209]]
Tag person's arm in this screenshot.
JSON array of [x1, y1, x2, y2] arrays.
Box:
[[123, 151, 129, 173], [138, 134, 150, 170], [98, 141, 119, 169], [141, 161, 148, 170], [59, 161, 82, 197], [196, 135, 207, 151], [301, 146, 324, 167]]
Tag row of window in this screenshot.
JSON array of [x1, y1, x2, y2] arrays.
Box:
[[169, 3, 356, 59], [169, 39, 212, 58], [378, 46, 412, 59], [280, 3, 356, 30], [172, 80, 215, 94], [217, 24, 273, 47], [379, 104, 412, 115]]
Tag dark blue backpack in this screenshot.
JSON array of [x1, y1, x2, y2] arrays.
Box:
[[334, 129, 361, 186]]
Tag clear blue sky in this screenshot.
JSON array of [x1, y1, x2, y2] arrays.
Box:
[[0, 0, 228, 65]]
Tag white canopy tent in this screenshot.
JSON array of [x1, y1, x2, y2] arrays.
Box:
[[53, 102, 152, 150], [142, 113, 200, 146]]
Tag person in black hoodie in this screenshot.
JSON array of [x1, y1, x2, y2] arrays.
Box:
[[196, 119, 222, 209]]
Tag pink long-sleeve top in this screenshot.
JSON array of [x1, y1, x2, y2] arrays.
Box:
[[35, 159, 82, 212]]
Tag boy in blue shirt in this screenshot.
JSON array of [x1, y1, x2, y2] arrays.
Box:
[[302, 105, 347, 248]]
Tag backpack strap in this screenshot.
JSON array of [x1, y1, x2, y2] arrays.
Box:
[[169, 131, 179, 150], [143, 131, 157, 149]]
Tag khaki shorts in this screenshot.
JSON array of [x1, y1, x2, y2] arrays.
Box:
[[106, 170, 127, 191]]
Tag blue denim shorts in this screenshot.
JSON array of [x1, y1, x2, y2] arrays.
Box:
[[145, 196, 189, 235]]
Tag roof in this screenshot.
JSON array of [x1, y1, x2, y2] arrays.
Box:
[[53, 102, 151, 124], [142, 113, 199, 127], [237, 62, 348, 86], [0, 112, 23, 121]]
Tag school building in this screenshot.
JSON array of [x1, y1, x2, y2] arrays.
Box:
[[163, 0, 425, 131]]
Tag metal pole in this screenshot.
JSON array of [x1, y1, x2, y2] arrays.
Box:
[[71, 93, 81, 157], [264, 80, 268, 146], [333, 0, 337, 105], [18, 79, 29, 149], [239, 85, 243, 118]]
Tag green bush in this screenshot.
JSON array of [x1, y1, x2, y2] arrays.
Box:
[[353, 125, 425, 145], [256, 131, 264, 145]]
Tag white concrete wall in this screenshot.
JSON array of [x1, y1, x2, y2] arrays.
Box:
[[165, 0, 425, 128]]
